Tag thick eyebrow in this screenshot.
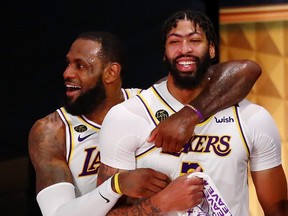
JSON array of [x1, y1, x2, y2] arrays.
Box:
[[167, 31, 201, 39]]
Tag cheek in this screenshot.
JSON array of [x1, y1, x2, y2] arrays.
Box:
[[165, 47, 178, 59], [83, 75, 99, 87]]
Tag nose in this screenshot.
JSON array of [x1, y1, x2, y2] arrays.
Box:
[[180, 40, 192, 55], [63, 64, 76, 79]]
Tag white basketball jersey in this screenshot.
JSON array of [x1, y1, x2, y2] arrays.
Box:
[[136, 84, 248, 215], [99, 81, 281, 216], [56, 88, 141, 197]]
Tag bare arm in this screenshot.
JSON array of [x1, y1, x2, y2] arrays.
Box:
[[148, 59, 262, 152], [29, 113, 173, 216], [251, 165, 288, 216], [28, 112, 72, 193], [97, 163, 170, 198], [97, 164, 204, 215], [191, 59, 261, 118]]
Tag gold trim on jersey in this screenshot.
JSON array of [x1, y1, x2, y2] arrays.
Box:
[[234, 105, 250, 157], [58, 107, 101, 164], [59, 107, 75, 164], [136, 85, 176, 126], [123, 88, 142, 100], [136, 146, 158, 160]]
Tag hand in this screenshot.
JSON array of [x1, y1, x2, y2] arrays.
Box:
[[119, 168, 170, 198], [151, 168, 204, 213], [147, 106, 199, 153]]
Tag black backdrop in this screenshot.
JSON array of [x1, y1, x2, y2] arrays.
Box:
[[1, 0, 220, 215], [1, 0, 219, 161]]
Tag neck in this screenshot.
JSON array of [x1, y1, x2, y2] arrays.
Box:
[[166, 75, 208, 104], [84, 88, 124, 125]]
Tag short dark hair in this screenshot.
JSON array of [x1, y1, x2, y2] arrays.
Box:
[[77, 31, 127, 76], [161, 10, 219, 63]]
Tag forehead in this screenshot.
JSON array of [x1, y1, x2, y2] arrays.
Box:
[[167, 20, 204, 37], [68, 38, 102, 60]]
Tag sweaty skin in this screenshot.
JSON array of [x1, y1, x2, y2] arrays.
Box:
[[97, 10, 286, 216], [148, 59, 261, 152]]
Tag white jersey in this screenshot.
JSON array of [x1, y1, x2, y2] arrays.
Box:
[[99, 81, 282, 216], [56, 88, 141, 197]]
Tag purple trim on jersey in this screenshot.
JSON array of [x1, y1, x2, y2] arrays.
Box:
[[234, 104, 251, 157], [136, 146, 157, 159], [58, 108, 73, 163], [79, 115, 101, 130], [136, 85, 177, 127], [122, 89, 129, 100], [151, 85, 176, 113], [136, 94, 158, 126]]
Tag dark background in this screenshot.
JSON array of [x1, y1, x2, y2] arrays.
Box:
[[1, 0, 218, 162], [1, 1, 217, 215]]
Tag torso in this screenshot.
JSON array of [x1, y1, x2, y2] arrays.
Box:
[[57, 88, 141, 196], [100, 81, 281, 216]]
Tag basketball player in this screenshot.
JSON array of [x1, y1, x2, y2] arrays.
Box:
[[98, 11, 287, 215], [29, 30, 262, 216]]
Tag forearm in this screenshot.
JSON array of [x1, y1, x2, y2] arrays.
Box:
[[189, 59, 261, 120], [265, 200, 288, 216], [37, 178, 121, 216], [107, 196, 164, 216]]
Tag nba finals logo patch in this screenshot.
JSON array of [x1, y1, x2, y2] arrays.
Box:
[[155, 109, 169, 122], [74, 124, 88, 133]]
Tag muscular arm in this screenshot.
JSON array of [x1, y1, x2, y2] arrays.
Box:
[[97, 163, 204, 215], [251, 165, 288, 216], [191, 59, 261, 118], [29, 116, 171, 216], [28, 112, 72, 193], [148, 59, 262, 152]]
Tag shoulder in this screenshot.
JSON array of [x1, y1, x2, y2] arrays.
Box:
[[238, 99, 272, 120], [28, 111, 66, 157], [238, 99, 280, 137], [29, 111, 64, 136]]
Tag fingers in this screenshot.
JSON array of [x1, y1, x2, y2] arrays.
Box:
[[148, 121, 192, 153], [195, 166, 202, 172], [156, 174, 205, 212], [120, 168, 171, 198], [147, 128, 157, 143], [147, 168, 170, 182], [153, 133, 182, 153]]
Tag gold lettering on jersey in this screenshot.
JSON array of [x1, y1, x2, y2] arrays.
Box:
[[78, 147, 100, 177], [170, 135, 231, 157]]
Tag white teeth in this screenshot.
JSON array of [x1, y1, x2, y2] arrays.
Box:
[[178, 61, 193, 65], [178, 61, 193, 68], [66, 84, 81, 89]]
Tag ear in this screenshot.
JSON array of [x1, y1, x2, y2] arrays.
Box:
[[209, 44, 215, 59], [103, 62, 121, 84]]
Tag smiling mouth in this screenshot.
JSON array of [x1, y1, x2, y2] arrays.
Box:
[[66, 84, 81, 91], [177, 60, 196, 71]]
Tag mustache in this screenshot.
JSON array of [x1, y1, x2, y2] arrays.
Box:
[[175, 54, 200, 62]]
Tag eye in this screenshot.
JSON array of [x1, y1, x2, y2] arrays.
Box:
[[167, 39, 180, 45], [75, 63, 84, 70], [170, 40, 179, 43]]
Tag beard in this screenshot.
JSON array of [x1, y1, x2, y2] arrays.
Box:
[[164, 52, 211, 90], [64, 78, 106, 116]]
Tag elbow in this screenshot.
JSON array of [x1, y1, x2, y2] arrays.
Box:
[[242, 59, 262, 81]]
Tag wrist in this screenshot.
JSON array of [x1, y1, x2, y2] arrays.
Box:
[[184, 104, 204, 122], [112, 173, 123, 195]]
